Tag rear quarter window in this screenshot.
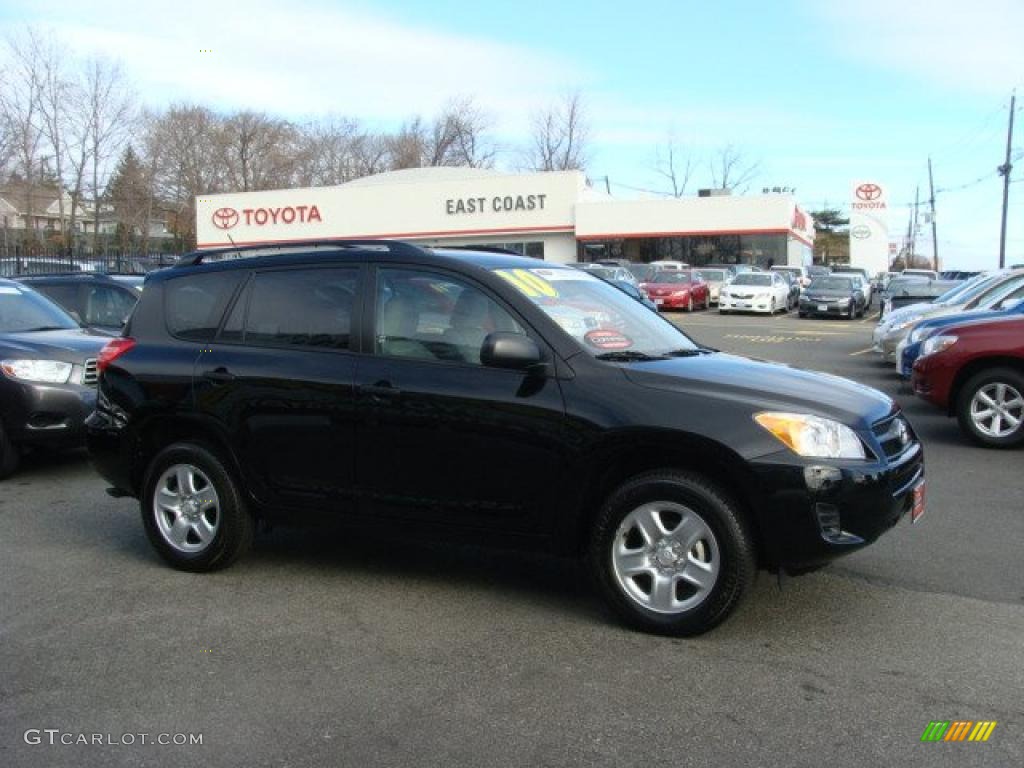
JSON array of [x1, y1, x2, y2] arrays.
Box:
[[165, 271, 243, 341]]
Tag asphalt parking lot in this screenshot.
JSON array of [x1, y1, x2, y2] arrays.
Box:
[[2, 308, 1022, 768]]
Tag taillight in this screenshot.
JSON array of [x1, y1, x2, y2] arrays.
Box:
[[97, 337, 136, 373]]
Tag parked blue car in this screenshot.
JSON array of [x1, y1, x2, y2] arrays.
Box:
[[898, 289, 1024, 377]]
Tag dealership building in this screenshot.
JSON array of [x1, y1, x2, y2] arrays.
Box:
[[195, 168, 814, 268]]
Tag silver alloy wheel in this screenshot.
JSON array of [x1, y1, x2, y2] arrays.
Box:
[[153, 464, 221, 554], [688, 295, 694, 312], [611, 501, 720, 614], [970, 382, 1024, 438]]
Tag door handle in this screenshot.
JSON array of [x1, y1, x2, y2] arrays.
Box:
[[362, 380, 401, 400], [202, 368, 237, 383]]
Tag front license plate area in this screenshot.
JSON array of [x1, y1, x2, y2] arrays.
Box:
[[911, 481, 926, 523], [818, 304, 828, 312]]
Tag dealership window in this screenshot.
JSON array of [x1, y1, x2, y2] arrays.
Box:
[[580, 234, 788, 268], [484, 241, 544, 259]]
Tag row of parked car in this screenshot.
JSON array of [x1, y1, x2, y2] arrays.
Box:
[[871, 269, 1024, 448]]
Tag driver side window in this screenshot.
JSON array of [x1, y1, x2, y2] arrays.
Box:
[[375, 269, 524, 365]]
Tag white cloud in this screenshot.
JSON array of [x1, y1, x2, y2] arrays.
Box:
[[1, 0, 585, 131], [813, 0, 1024, 94]]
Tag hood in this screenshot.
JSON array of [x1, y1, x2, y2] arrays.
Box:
[[915, 303, 1024, 335], [805, 287, 854, 299], [621, 353, 894, 428], [0, 328, 110, 363], [644, 282, 692, 292]]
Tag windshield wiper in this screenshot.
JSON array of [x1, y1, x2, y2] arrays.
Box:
[[18, 326, 70, 332], [666, 347, 714, 357], [594, 350, 668, 362]]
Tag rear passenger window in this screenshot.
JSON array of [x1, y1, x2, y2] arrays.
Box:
[[244, 268, 358, 350], [165, 271, 243, 341]]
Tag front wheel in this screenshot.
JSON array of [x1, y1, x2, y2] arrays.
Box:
[[588, 470, 756, 636], [141, 442, 254, 571], [687, 295, 694, 312], [0, 419, 19, 480], [956, 368, 1024, 448]]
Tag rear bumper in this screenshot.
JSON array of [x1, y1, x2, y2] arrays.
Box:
[[749, 443, 924, 572]]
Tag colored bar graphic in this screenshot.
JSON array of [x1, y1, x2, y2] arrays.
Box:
[[968, 722, 997, 742], [921, 720, 997, 743], [921, 722, 949, 742]]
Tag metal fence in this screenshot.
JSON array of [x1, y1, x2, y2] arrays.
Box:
[[0, 233, 186, 276]]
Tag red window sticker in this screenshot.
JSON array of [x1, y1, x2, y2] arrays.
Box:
[[585, 329, 633, 350]]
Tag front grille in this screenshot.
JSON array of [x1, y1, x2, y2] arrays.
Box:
[[872, 414, 914, 459], [82, 358, 98, 387], [731, 292, 754, 299]]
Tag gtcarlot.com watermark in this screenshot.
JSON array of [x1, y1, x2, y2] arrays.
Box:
[[24, 729, 203, 747]]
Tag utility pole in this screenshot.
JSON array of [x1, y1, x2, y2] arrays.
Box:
[[927, 157, 939, 271], [910, 186, 920, 266], [998, 90, 1016, 269]]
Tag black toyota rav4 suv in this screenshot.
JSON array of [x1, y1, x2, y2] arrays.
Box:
[[87, 241, 925, 635]]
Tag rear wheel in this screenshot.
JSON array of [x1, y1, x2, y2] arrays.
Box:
[[0, 419, 19, 480], [141, 442, 254, 571], [588, 470, 756, 636], [956, 368, 1024, 448]]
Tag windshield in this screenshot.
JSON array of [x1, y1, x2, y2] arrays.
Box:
[[492, 267, 698, 358], [700, 269, 727, 281], [575, 265, 616, 280], [648, 271, 693, 284], [936, 273, 998, 305], [731, 274, 772, 286], [811, 277, 854, 291], [972, 273, 1024, 309], [0, 285, 79, 333]]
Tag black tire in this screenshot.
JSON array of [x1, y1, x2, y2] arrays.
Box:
[[955, 368, 1024, 449], [798, 310, 807, 318], [846, 303, 855, 321], [588, 470, 756, 636], [0, 419, 19, 481], [140, 442, 254, 571]]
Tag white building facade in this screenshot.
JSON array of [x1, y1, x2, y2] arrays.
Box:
[[195, 168, 814, 268]]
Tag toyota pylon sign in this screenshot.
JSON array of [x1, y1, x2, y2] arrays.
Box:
[[849, 181, 889, 276]]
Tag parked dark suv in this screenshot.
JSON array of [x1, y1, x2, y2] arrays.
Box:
[[87, 241, 925, 635], [0, 278, 109, 478], [17, 273, 143, 335]]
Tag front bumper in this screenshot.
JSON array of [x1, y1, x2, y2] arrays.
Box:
[[799, 299, 852, 317], [750, 441, 924, 572], [650, 294, 689, 309], [719, 296, 772, 313], [0, 378, 97, 449]]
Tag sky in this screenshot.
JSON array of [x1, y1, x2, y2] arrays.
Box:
[[1, 0, 1022, 269]]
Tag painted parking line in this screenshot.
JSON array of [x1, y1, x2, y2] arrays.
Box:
[[724, 333, 822, 344], [849, 347, 875, 356]]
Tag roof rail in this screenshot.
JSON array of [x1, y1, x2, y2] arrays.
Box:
[[436, 245, 523, 256], [178, 239, 427, 267]]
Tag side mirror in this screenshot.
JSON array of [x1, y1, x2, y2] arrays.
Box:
[[481, 332, 543, 372]]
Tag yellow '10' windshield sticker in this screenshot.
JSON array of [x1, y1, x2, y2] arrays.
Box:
[[494, 269, 560, 298]]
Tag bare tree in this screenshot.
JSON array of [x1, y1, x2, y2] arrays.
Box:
[[442, 96, 495, 168], [216, 110, 300, 191], [79, 56, 135, 248], [525, 90, 590, 172], [294, 115, 362, 186], [0, 31, 46, 236], [146, 104, 226, 248], [28, 29, 73, 246], [653, 130, 694, 197], [709, 144, 760, 192]]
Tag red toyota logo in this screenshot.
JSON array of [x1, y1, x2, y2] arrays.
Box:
[[855, 184, 882, 201], [212, 207, 239, 230]]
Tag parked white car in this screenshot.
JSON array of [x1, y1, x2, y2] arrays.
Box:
[[648, 260, 689, 271], [719, 272, 791, 314]]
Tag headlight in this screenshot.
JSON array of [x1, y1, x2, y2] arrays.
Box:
[[0, 359, 74, 384], [920, 335, 957, 357], [754, 412, 866, 459], [886, 316, 921, 334], [720, 290, 730, 298], [838, 297, 851, 306]]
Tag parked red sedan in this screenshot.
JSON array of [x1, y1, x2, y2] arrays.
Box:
[[639, 270, 709, 311], [912, 315, 1024, 447]]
